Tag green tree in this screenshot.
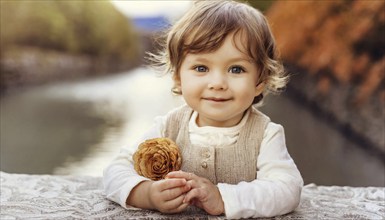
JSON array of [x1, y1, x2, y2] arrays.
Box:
[[0, 0, 139, 61]]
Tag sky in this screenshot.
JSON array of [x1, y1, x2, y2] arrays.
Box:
[[110, 0, 193, 21]]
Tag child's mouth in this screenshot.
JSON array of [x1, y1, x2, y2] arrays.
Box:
[[203, 97, 232, 102]]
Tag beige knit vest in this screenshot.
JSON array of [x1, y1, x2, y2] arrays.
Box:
[[164, 105, 270, 184]]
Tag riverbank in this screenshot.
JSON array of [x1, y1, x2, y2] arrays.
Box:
[[0, 46, 141, 95]]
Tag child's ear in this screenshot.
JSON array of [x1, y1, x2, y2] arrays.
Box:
[[255, 82, 265, 96], [172, 80, 182, 95]]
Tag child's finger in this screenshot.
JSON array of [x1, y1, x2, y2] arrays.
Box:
[[183, 188, 204, 204], [172, 199, 190, 213], [167, 171, 196, 181], [186, 179, 197, 189], [163, 193, 188, 211], [173, 200, 190, 213], [158, 178, 186, 191], [163, 184, 191, 201], [165, 170, 187, 178]]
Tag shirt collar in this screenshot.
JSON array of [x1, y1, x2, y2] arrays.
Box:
[[188, 107, 251, 135]]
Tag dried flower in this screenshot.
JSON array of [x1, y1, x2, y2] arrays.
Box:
[[133, 138, 182, 181]]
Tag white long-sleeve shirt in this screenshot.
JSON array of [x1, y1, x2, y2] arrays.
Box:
[[103, 108, 303, 219]]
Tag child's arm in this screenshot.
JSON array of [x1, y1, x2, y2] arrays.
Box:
[[217, 123, 303, 219], [103, 145, 150, 208]]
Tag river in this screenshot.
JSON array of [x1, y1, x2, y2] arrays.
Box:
[[1, 67, 383, 187]]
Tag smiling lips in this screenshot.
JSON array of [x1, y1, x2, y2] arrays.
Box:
[[203, 97, 232, 102]]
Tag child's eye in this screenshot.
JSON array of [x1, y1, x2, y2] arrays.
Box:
[[229, 66, 245, 74], [194, 65, 208, 72]]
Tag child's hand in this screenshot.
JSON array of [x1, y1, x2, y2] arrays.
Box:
[[166, 171, 225, 215], [127, 178, 191, 213], [148, 178, 191, 213]]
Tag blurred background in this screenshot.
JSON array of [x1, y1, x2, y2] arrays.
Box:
[[0, 0, 383, 187]]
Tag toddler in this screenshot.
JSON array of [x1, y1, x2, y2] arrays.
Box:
[[103, 0, 303, 218]]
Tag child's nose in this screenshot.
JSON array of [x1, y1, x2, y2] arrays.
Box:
[[208, 72, 228, 90]]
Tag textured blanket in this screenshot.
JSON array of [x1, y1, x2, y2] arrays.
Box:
[[1, 171, 384, 219]]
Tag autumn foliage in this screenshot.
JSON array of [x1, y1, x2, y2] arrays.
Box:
[[267, 0, 384, 105]]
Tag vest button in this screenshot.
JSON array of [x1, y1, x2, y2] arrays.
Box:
[[201, 162, 208, 168]]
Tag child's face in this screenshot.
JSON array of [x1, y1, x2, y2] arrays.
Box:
[[177, 33, 264, 127]]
